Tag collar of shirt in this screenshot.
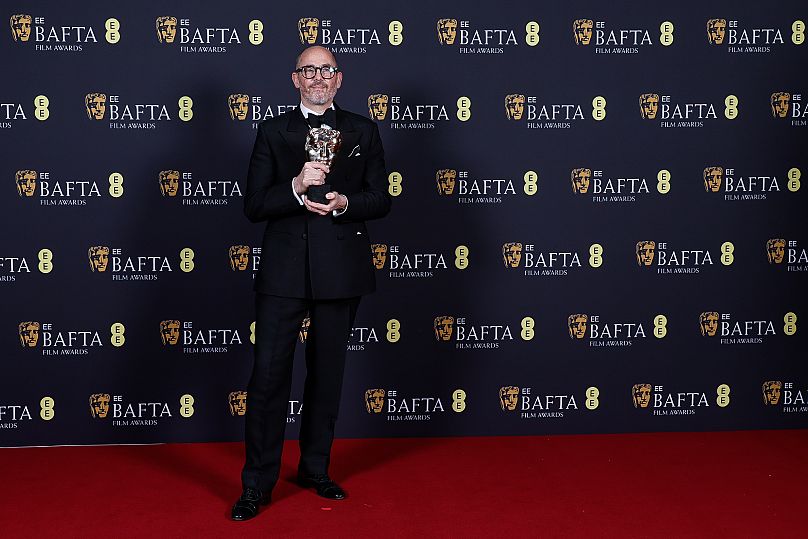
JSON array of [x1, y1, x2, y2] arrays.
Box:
[[298, 102, 335, 119]]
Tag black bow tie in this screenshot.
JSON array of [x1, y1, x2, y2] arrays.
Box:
[[307, 108, 336, 129]]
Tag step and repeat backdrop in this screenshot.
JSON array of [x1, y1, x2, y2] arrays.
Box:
[[2, 1, 807, 447]]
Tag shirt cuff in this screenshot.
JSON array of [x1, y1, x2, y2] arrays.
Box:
[[332, 195, 348, 217], [292, 177, 304, 205]]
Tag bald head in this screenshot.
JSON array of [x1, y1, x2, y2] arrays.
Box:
[[296, 46, 338, 70]]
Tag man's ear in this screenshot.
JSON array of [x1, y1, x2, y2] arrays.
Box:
[[292, 72, 301, 89]]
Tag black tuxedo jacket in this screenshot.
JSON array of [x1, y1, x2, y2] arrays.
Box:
[[244, 104, 391, 299]]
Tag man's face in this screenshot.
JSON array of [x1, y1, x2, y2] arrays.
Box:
[[299, 18, 319, 44], [503, 243, 522, 268], [89, 247, 109, 272], [500, 387, 519, 411], [640, 94, 659, 119], [704, 167, 722, 192], [574, 19, 593, 45], [19, 322, 39, 347], [708, 19, 726, 44], [161, 320, 180, 345], [368, 94, 388, 121], [437, 19, 458, 45], [229, 392, 247, 416], [159, 171, 179, 196], [767, 239, 785, 264], [366, 389, 385, 413], [292, 47, 342, 108], [86, 95, 106, 120], [700, 312, 719, 337], [158, 17, 177, 43], [633, 385, 651, 408], [568, 315, 587, 339], [505, 95, 525, 120], [772, 93, 790, 118], [572, 168, 591, 193], [763, 383, 782, 405], [636, 242, 655, 266], [436, 169, 456, 194], [11, 15, 32, 42], [16, 170, 37, 196], [371, 244, 387, 269], [229, 246, 249, 271], [90, 394, 110, 418], [434, 316, 454, 341], [229, 95, 249, 120]]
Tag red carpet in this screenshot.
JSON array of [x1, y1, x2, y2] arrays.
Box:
[[1, 431, 805, 538]]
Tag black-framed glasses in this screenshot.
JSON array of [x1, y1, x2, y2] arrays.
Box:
[[295, 65, 339, 79]]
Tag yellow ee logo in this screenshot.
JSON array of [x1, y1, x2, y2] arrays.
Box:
[[525, 21, 540, 46], [793, 20, 805, 45], [589, 243, 603, 268], [521, 316, 535, 341], [784, 312, 797, 335], [787, 168, 801, 192], [452, 389, 466, 413], [456, 96, 471, 121], [34, 95, 49, 121], [180, 248, 195, 272], [524, 170, 538, 196], [180, 394, 194, 418], [38, 248, 53, 274], [653, 314, 667, 339], [585, 387, 599, 410], [720, 242, 734, 265], [389, 20, 403, 46], [105, 18, 121, 44], [724, 95, 738, 120], [249, 20, 264, 45], [657, 169, 671, 194], [592, 96, 606, 121], [455, 245, 469, 269], [659, 21, 674, 46], [40, 396, 55, 421], [178, 96, 193, 121], [250, 321, 256, 344], [110, 322, 125, 347], [388, 171, 403, 197], [716, 384, 730, 408], [109, 172, 124, 198], [386, 319, 401, 343]]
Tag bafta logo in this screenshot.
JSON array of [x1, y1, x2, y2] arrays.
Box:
[[228, 391, 247, 416], [706, 19, 727, 45], [573, 19, 593, 45], [699, 312, 719, 337], [639, 93, 659, 120], [158, 170, 179, 197], [767, 238, 786, 264], [762, 381, 782, 405], [299, 316, 311, 343], [568, 314, 588, 339], [298, 17, 319, 44], [437, 18, 458, 45], [571, 168, 591, 194], [502, 242, 523, 268], [499, 386, 519, 411], [89, 393, 111, 418], [371, 243, 388, 269], [229, 245, 250, 271], [703, 166, 723, 192], [88, 246, 110, 272], [228, 93, 250, 121], [15, 169, 37, 197], [636, 241, 656, 266], [85, 93, 107, 120], [156, 16, 178, 44], [367, 94, 389, 121], [9, 14, 32, 42], [18, 321, 40, 347], [770, 92, 790, 118], [436, 169, 457, 195], [365, 388, 385, 414], [160, 319, 181, 345], [631, 383, 651, 409], [505, 94, 525, 120], [434, 316, 454, 341]]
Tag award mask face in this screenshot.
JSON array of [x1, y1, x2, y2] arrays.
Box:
[[305, 127, 342, 166]]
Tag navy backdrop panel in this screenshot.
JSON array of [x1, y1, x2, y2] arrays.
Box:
[[2, 1, 807, 446]]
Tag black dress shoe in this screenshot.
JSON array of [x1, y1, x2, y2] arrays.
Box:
[[231, 487, 270, 521], [297, 473, 347, 500]]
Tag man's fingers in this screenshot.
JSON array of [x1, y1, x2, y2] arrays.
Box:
[[307, 162, 330, 173]]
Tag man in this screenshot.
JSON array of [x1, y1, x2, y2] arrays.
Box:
[[232, 45, 391, 521]]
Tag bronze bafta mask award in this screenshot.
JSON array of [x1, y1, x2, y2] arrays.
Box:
[[305, 127, 342, 204]]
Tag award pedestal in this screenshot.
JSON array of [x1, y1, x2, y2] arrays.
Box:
[[306, 184, 332, 205]]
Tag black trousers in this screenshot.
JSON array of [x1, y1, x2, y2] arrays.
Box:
[[241, 293, 360, 492]]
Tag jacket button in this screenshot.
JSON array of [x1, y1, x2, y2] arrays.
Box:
[[302, 233, 308, 240]]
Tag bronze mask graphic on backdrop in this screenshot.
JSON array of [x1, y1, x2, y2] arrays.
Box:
[[699, 312, 719, 337], [15, 169, 37, 197], [434, 316, 454, 341], [632, 383, 651, 408], [762, 381, 782, 405], [499, 386, 520, 411], [88, 246, 110, 272], [371, 244, 388, 269], [437, 18, 458, 45], [156, 16, 177, 43], [639, 93, 659, 119], [707, 19, 727, 44], [365, 388, 385, 413], [229, 245, 250, 271], [228, 391, 247, 416], [703, 166, 723, 192], [18, 321, 40, 347], [10, 14, 32, 42], [573, 19, 593, 45], [89, 393, 111, 418], [502, 242, 523, 268], [766, 238, 786, 264], [568, 314, 588, 339], [85, 93, 107, 120], [160, 319, 180, 345], [158, 170, 179, 196], [367, 94, 389, 120], [571, 168, 591, 193], [436, 169, 457, 195], [505, 94, 525, 120], [636, 241, 656, 266], [299, 316, 311, 343], [298, 18, 319, 44], [228, 94, 250, 120], [770, 92, 790, 118]]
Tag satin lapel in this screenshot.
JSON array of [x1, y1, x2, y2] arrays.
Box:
[[280, 107, 309, 165]]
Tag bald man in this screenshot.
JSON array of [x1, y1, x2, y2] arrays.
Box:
[[232, 46, 391, 521]]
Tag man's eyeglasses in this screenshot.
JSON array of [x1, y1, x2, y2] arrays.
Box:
[[295, 65, 339, 79]]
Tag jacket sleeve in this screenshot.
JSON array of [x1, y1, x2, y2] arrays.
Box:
[[334, 122, 392, 223], [244, 123, 303, 223]]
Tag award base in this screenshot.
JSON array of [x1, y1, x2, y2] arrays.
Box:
[[306, 184, 332, 205]]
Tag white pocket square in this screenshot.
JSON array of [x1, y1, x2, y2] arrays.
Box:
[[348, 145, 361, 157]]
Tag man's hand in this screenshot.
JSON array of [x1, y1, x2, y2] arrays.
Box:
[[293, 162, 330, 195], [304, 191, 347, 216]]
